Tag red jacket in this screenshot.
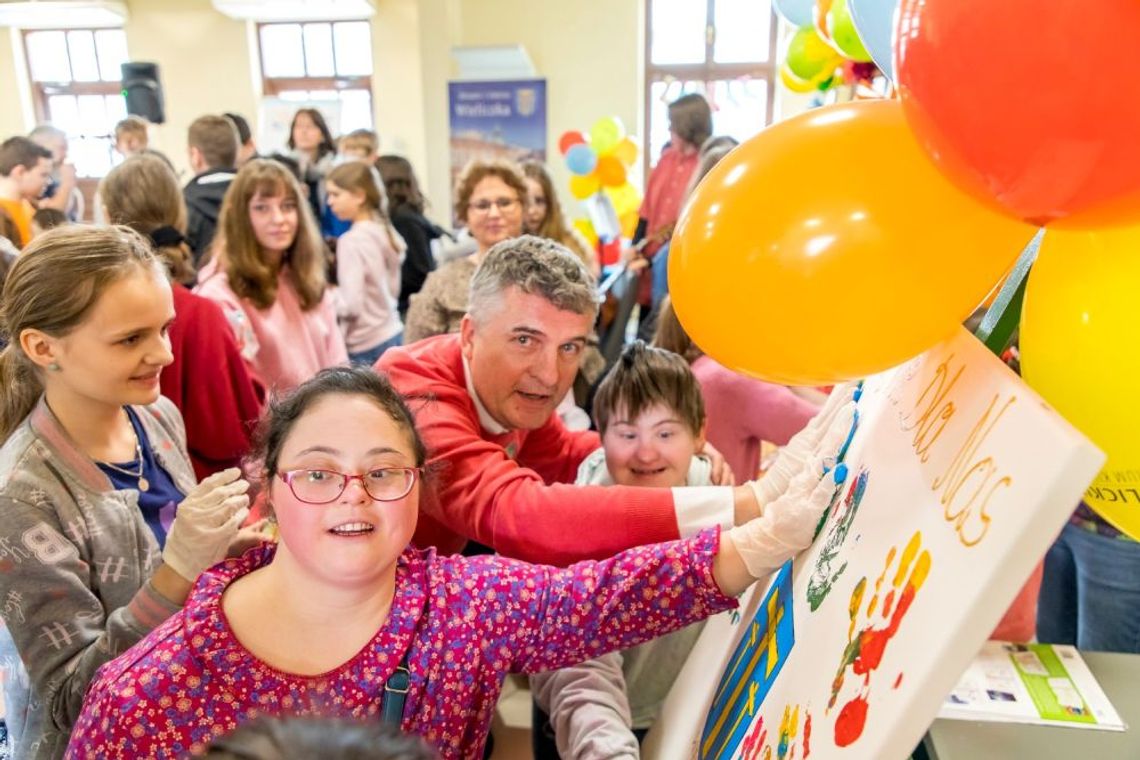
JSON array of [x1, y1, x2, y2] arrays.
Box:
[[376, 335, 681, 565], [164, 284, 265, 480]]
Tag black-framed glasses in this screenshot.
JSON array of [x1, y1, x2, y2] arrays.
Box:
[[278, 468, 421, 504]]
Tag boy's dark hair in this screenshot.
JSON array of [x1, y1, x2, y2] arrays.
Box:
[[224, 112, 253, 145], [202, 716, 439, 759], [31, 207, 67, 231], [592, 340, 706, 436], [249, 366, 428, 485], [0, 137, 51, 177]]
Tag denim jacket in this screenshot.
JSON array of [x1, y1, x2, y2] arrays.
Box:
[[0, 396, 195, 759]]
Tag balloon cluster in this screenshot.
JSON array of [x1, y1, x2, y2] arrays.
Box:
[[558, 117, 643, 242], [775, 0, 887, 93], [670, 0, 1140, 536]]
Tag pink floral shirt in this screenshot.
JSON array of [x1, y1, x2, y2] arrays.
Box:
[[66, 531, 734, 759]]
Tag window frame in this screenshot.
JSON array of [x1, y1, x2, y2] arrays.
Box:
[[21, 27, 125, 126], [255, 20, 372, 98], [643, 0, 780, 175]]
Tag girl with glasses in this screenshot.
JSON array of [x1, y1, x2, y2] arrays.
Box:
[[403, 160, 526, 343], [68, 366, 855, 759]]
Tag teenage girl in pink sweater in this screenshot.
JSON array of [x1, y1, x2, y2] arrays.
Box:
[[197, 159, 347, 394]]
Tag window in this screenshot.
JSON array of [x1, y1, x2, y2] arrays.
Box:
[[645, 0, 778, 168], [23, 28, 129, 178], [257, 21, 374, 137]]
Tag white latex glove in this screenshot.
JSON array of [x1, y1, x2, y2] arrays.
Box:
[[163, 468, 251, 582], [729, 457, 847, 579], [754, 381, 859, 506]]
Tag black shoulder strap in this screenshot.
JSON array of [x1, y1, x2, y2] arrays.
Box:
[[380, 652, 412, 726]]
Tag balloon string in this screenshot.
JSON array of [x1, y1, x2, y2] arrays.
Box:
[[974, 229, 1044, 357]]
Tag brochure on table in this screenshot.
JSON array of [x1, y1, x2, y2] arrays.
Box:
[[939, 642, 1125, 731]]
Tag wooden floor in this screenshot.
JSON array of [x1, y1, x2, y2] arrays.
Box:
[[489, 676, 535, 760]]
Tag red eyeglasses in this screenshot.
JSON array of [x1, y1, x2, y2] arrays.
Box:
[[277, 468, 421, 504]]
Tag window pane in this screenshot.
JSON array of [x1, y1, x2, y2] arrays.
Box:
[[67, 31, 100, 82], [279, 90, 312, 102], [46, 95, 81, 135], [333, 21, 372, 76], [95, 29, 128, 82], [711, 78, 769, 143], [339, 89, 373, 132], [714, 0, 772, 63], [71, 135, 114, 178], [26, 31, 72, 82], [302, 23, 334, 77], [648, 79, 706, 165], [77, 94, 109, 130], [260, 24, 305, 78], [105, 94, 127, 125], [650, 0, 707, 65]]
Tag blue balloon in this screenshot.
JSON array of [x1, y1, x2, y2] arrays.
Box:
[[565, 143, 598, 176], [848, 0, 899, 80], [773, 0, 814, 28]]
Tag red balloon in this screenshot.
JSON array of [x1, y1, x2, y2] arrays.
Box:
[[896, 0, 1140, 228], [558, 130, 587, 156]]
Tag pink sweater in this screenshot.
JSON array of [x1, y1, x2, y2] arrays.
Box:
[[692, 355, 819, 480], [196, 260, 348, 394], [336, 219, 405, 353], [67, 532, 735, 759]]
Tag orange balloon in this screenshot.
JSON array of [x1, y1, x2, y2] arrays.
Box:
[[669, 100, 1037, 385], [814, 0, 834, 41], [613, 136, 640, 167], [596, 155, 627, 188]]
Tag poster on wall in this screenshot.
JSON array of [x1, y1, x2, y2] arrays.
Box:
[[448, 79, 547, 215], [643, 327, 1105, 760]]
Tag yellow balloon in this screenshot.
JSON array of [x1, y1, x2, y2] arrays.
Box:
[[604, 182, 642, 217], [573, 217, 598, 246], [613, 136, 640, 166], [1021, 227, 1140, 539], [780, 64, 825, 93], [620, 210, 640, 239], [569, 173, 601, 200], [669, 100, 1036, 385]]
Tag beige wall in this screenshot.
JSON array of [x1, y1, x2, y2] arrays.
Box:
[[0, 29, 32, 139], [451, 0, 644, 221], [123, 0, 259, 179]]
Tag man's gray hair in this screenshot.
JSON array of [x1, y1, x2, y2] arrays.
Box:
[[468, 234, 602, 323], [28, 124, 65, 141]]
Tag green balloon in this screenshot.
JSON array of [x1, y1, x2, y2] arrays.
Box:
[[786, 26, 840, 81], [828, 0, 874, 62]]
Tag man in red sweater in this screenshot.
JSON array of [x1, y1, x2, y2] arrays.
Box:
[[378, 236, 844, 565]]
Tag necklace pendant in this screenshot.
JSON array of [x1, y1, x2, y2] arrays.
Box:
[[138, 476, 150, 492]]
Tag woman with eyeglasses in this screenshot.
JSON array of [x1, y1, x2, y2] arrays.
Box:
[[68, 365, 852, 759], [403, 160, 526, 343]]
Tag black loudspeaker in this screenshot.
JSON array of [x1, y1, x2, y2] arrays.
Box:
[[121, 62, 165, 124]]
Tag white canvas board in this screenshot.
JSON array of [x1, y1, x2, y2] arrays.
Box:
[[644, 327, 1105, 760]]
